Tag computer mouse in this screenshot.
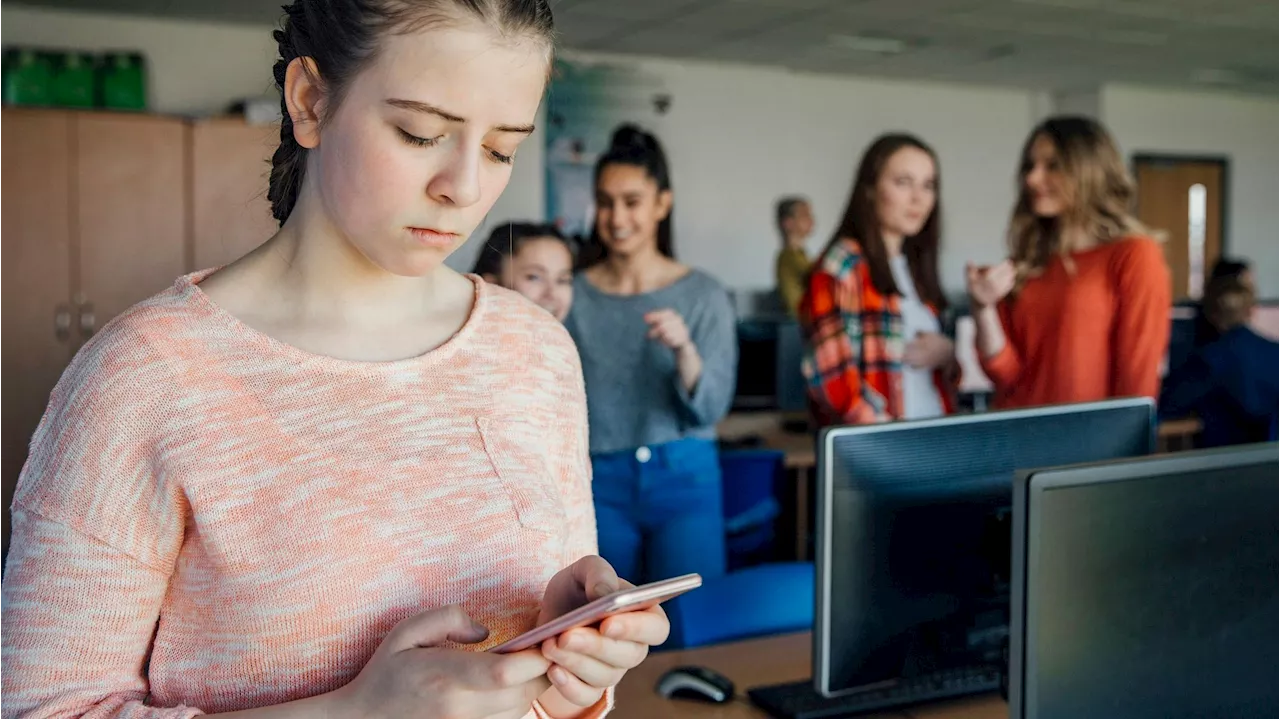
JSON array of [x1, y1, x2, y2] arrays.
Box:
[[655, 664, 735, 703]]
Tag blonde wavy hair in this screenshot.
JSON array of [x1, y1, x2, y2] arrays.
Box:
[[1008, 116, 1150, 285]]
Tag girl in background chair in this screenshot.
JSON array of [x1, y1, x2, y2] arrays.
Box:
[[566, 125, 737, 584], [799, 133, 956, 426], [966, 116, 1170, 408], [472, 221, 575, 321]]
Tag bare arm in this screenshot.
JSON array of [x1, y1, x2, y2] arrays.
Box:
[[972, 303, 1007, 360]]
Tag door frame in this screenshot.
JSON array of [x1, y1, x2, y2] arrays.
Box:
[[1131, 153, 1231, 256]]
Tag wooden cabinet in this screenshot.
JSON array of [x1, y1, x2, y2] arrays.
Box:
[[76, 113, 189, 333], [1, 109, 277, 559], [2, 110, 75, 559], [191, 119, 278, 269]]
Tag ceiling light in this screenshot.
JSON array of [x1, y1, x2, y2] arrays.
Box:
[[827, 34, 909, 55]]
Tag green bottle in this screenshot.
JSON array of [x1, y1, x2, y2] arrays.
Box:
[[2, 49, 55, 107], [52, 52, 96, 108], [100, 52, 147, 111]]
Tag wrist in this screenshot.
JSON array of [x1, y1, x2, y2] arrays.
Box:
[[538, 685, 605, 719], [320, 684, 361, 719]]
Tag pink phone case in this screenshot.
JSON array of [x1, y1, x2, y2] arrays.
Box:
[[488, 573, 702, 654]]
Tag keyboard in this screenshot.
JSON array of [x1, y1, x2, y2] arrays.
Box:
[[747, 667, 1002, 719]]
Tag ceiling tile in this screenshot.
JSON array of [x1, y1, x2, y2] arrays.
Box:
[[7, 0, 1274, 96]]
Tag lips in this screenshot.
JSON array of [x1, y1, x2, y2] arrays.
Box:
[[408, 227, 460, 248]]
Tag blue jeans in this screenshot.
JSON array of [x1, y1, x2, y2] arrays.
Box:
[[592, 437, 727, 584]]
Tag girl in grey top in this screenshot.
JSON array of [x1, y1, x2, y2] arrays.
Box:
[[565, 125, 737, 584]]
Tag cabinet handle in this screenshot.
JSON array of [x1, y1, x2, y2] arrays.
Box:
[[78, 302, 96, 339], [54, 304, 72, 342]]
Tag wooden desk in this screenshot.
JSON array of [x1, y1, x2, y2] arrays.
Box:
[[613, 632, 1007, 719], [718, 412, 816, 470]]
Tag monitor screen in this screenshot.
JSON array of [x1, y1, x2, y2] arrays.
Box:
[[1013, 444, 1279, 719], [816, 399, 1156, 697]]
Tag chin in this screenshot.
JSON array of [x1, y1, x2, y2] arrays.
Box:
[[603, 238, 641, 257], [1030, 199, 1063, 218]]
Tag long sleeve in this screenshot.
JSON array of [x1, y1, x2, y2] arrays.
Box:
[[1, 325, 194, 719], [799, 269, 883, 425], [1109, 237, 1171, 399], [2, 511, 201, 719], [673, 286, 738, 429], [978, 300, 1023, 391]]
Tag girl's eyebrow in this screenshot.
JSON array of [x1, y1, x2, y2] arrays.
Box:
[[385, 98, 535, 135]]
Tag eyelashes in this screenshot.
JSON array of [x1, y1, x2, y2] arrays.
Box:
[[398, 128, 439, 148], [398, 128, 514, 165]]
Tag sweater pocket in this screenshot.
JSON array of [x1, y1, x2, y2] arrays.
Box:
[[477, 416, 567, 536]]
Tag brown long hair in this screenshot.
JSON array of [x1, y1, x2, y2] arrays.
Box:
[[821, 133, 947, 310], [1008, 116, 1147, 282]]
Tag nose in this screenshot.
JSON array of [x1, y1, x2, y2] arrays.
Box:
[[426, 140, 482, 208], [1026, 164, 1045, 190]]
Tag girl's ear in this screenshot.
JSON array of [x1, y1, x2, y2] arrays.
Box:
[[285, 56, 325, 150], [655, 189, 673, 222]]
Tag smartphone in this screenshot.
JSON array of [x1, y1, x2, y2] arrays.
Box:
[[488, 573, 702, 654]]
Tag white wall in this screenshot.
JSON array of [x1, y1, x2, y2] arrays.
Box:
[[1, 6, 1035, 293], [2, 5, 278, 115], [1053, 90, 1102, 120], [555, 53, 1037, 295], [1101, 85, 1279, 297]]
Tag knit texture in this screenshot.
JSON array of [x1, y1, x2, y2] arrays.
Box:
[[2, 271, 609, 718]]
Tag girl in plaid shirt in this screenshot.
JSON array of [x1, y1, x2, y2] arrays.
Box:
[[799, 134, 958, 426]]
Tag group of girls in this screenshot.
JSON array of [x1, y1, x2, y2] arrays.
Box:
[[800, 119, 1171, 427]]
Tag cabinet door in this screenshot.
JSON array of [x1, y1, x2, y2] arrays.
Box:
[[74, 112, 187, 342], [191, 119, 279, 270], [1, 109, 74, 559]]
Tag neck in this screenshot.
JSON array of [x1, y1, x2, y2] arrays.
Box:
[[600, 242, 670, 294], [257, 198, 453, 326], [881, 230, 905, 258], [1055, 223, 1098, 253], [784, 234, 807, 252]]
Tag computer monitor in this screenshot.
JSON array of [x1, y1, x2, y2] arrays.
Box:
[[1009, 443, 1279, 719], [814, 398, 1156, 702]]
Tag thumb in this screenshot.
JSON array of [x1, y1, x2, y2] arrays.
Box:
[[385, 605, 489, 652]]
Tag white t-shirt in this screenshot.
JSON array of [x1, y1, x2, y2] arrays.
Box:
[[890, 255, 945, 420]]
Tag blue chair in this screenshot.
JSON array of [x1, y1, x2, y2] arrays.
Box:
[[663, 562, 814, 650], [719, 449, 784, 571]]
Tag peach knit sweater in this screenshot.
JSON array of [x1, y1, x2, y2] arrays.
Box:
[[1, 271, 609, 718]]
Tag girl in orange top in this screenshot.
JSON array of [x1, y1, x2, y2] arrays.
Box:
[[800, 134, 958, 426], [967, 116, 1171, 408], [1, 2, 666, 718]]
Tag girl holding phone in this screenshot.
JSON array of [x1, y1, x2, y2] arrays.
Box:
[[1, 2, 667, 717]]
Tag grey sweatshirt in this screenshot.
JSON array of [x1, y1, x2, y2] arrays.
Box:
[[565, 270, 739, 455]]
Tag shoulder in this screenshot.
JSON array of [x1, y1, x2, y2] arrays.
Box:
[[54, 279, 200, 415], [681, 268, 730, 296], [678, 269, 735, 318], [14, 280, 199, 554], [816, 238, 865, 278], [474, 281, 582, 376], [1107, 235, 1166, 269]]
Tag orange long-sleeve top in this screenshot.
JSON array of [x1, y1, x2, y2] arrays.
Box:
[[1, 271, 610, 718], [980, 236, 1171, 408]]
